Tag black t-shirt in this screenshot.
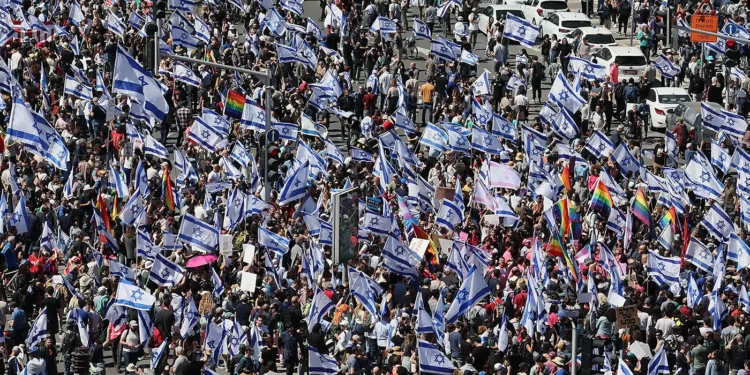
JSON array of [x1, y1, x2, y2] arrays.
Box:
[[42, 297, 61, 334], [434, 76, 449, 95], [236, 303, 252, 326], [472, 345, 491, 371]]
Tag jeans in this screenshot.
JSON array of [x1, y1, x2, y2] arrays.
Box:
[[640, 46, 650, 63], [531, 78, 542, 100], [421, 102, 433, 124], [64, 354, 72, 375], [469, 30, 478, 49], [561, 57, 570, 75], [353, 58, 363, 80]]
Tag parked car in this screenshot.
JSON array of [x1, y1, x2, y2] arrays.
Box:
[[645, 87, 692, 130], [538, 12, 592, 39], [563, 26, 617, 55], [665, 101, 721, 148], [477, 4, 526, 35], [520, 0, 569, 25], [590, 46, 648, 83]]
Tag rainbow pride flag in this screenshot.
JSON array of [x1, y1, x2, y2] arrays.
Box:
[[658, 206, 678, 233], [561, 163, 572, 191], [552, 199, 570, 238], [569, 204, 582, 241], [632, 188, 651, 227], [549, 228, 578, 281], [589, 180, 613, 218], [224, 90, 245, 119]]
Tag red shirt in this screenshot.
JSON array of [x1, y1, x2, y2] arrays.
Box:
[[363, 93, 376, 110]]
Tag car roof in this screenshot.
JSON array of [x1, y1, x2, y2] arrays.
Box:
[[484, 4, 525, 9], [604, 46, 646, 55], [572, 27, 612, 35], [555, 12, 591, 20], [650, 87, 690, 95]]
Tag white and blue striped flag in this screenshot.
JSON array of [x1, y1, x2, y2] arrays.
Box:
[[230, 142, 252, 169], [187, 117, 225, 152], [107, 11, 127, 39], [612, 143, 640, 175], [144, 134, 169, 160], [471, 98, 492, 126], [711, 139, 731, 173], [307, 288, 335, 331], [461, 49, 479, 66], [278, 161, 310, 205], [550, 106, 579, 140], [64, 75, 92, 100], [108, 166, 129, 198], [112, 46, 168, 121], [180, 296, 199, 338], [382, 234, 420, 279], [69, 1, 84, 26], [350, 148, 374, 162], [193, 17, 211, 44], [472, 70, 491, 96], [309, 347, 339, 375], [701, 102, 724, 132], [585, 130, 615, 159], [652, 55, 680, 79], [729, 232, 750, 269], [700, 203, 734, 240], [149, 252, 185, 287], [431, 38, 457, 61], [492, 112, 516, 141], [503, 13, 539, 48], [9, 195, 29, 234], [171, 24, 198, 49], [119, 190, 145, 226], [549, 70, 585, 113], [722, 109, 748, 138], [445, 266, 490, 323], [128, 12, 145, 30], [300, 113, 328, 139], [418, 339, 456, 375], [646, 251, 681, 286], [202, 108, 230, 135], [685, 152, 724, 200], [444, 125, 471, 155], [26, 308, 48, 346], [177, 213, 219, 252], [569, 56, 606, 81], [470, 126, 503, 155], [413, 18, 431, 39], [274, 122, 298, 141], [687, 274, 701, 309], [281, 0, 304, 15], [258, 227, 290, 255], [136, 229, 162, 260], [223, 187, 246, 230], [173, 62, 201, 87], [113, 280, 156, 311]]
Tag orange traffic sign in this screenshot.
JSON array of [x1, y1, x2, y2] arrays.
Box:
[[690, 14, 719, 42]]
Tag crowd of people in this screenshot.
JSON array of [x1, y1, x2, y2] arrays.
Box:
[[2, 0, 750, 375]]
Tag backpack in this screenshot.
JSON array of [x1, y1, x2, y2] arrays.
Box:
[[625, 85, 638, 102], [615, 84, 625, 100], [532, 62, 545, 79]]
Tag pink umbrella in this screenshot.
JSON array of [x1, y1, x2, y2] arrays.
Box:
[[185, 254, 218, 268]]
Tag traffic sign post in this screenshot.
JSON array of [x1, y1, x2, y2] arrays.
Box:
[[690, 14, 719, 42], [266, 129, 281, 143]]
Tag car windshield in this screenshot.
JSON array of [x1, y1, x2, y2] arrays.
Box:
[[497, 10, 525, 19], [614, 55, 647, 66], [659, 94, 691, 104], [561, 20, 591, 28], [540, 1, 567, 9], [584, 33, 615, 44]]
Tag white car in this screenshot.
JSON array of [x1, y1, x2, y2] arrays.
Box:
[[589, 46, 648, 83], [520, 0, 569, 25], [477, 5, 526, 35], [563, 26, 617, 55], [646, 87, 692, 130], [538, 12, 591, 40]]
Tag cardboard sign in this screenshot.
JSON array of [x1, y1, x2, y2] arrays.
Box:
[[242, 244, 256, 265], [409, 238, 430, 260], [220, 234, 233, 255], [438, 239, 454, 257], [434, 187, 456, 202], [484, 215, 501, 226], [239, 272, 257, 292], [616, 305, 638, 328]]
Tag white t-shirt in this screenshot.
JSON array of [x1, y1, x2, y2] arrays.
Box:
[[469, 13, 479, 31], [654, 317, 676, 337]]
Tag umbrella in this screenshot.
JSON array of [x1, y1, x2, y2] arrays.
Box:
[[185, 254, 218, 268]]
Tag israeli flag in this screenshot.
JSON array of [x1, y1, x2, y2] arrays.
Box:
[[258, 227, 290, 256], [393, 105, 416, 133], [300, 113, 328, 139], [612, 143, 640, 175], [700, 203, 734, 240], [64, 75, 93, 100], [149, 253, 185, 287], [173, 62, 201, 87], [113, 280, 156, 311], [472, 70, 491, 96], [193, 17, 211, 44], [382, 235, 420, 280], [701, 102, 725, 132], [178, 213, 219, 252], [461, 49, 480, 66], [492, 112, 516, 141], [420, 123, 449, 153], [646, 251, 681, 286], [9, 195, 28, 234], [370, 16, 397, 34], [471, 98, 493, 126], [281, 0, 304, 15], [202, 108, 230, 135], [364, 212, 391, 236], [349, 271, 379, 316], [569, 56, 606, 82], [652, 55, 680, 79], [503, 13, 539, 48], [431, 38, 457, 61], [550, 106, 579, 140], [262, 8, 287, 37], [188, 118, 224, 152], [471, 126, 503, 155], [172, 24, 198, 49], [706, 35, 727, 55], [721, 109, 748, 138], [351, 148, 374, 162], [120, 191, 145, 226], [688, 238, 714, 272], [413, 18, 431, 39], [685, 152, 724, 200], [444, 125, 471, 155], [417, 339, 455, 374], [68, 0, 84, 26], [229, 142, 252, 170], [108, 166, 128, 199], [179, 296, 199, 338], [222, 188, 246, 230], [128, 12, 145, 30], [306, 18, 325, 40], [732, 66, 747, 83], [549, 71, 585, 113], [241, 100, 266, 132], [112, 46, 168, 121], [168, 11, 194, 34], [711, 139, 731, 173], [143, 134, 169, 160], [296, 141, 328, 178], [446, 243, 471, 280], [136, 229, 161, 260], [687, 274, 701, 309], [279, 161, 310, 205], [26, 308, 48, 346], [107, 12, 127, 39], [307, 288, 335, 331], [585, 130, 615, 159], [324, 138, 345, 165], [445, 266, 490, 323]]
